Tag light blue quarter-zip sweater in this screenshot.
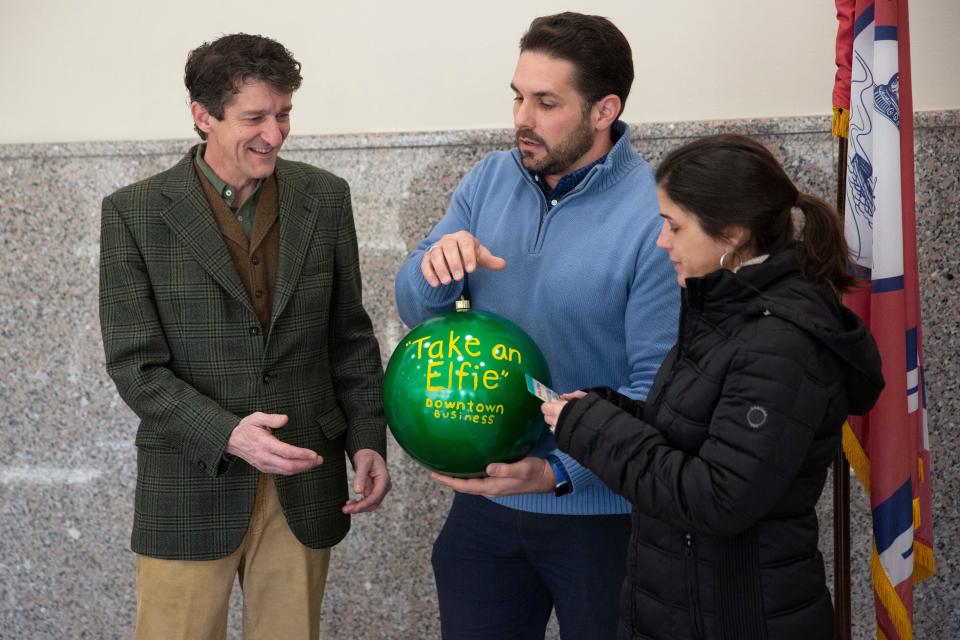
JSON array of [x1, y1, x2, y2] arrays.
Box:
[[395, 122, 679, 515]]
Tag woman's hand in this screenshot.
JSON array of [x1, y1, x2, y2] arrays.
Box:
[[541, 391, 586, 431]]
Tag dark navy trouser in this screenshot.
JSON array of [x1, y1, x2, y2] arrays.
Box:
[[431, 492, 630, 640]]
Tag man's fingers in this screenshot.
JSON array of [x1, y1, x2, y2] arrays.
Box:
[[261, 459, 320, 476], [476, 245, 507, 271], [440, 241, 468, 282], [267, 439, 322, 462], [420, 232, 504, 286], [247, 412, 288, 429], [421, 244, 444, 287], [458, 238, 480, 274], [353, 455, 372, 494], [485, 463, 506, 477], [342, 496, 373, 514], [343, 451, 390, 513], [484, 462, 525, 479], [228, 414, 323, 476], [253, 438, 322, 475], [343, 488, 376, 513], [342, 475, 389, 513], [422, 257, 441, 287], [259, 449, 323, 476], [426, 245, 454, 285], [430, 472, 480, 493]]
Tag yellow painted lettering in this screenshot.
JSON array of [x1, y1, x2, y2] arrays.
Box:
[[455, 361, 479, 391], [464, 336, 481, 357], [447, 330, 463, 358], [426, 360, 444, 391], [410, 335, 430, 358]]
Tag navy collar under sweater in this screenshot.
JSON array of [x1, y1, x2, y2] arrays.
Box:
[[528, 125, 624, 209], [683, 250, 884, 413]]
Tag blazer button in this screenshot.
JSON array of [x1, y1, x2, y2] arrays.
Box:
[[197, 460, 206, 471], [250, 255, 260, 265], [262, 374, 272, 384], [248, 326, 260, 336]]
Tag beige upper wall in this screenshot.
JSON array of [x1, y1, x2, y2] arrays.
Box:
[[2, 0, 957, 144]]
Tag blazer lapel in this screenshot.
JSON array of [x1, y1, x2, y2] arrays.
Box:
[[158, 154, 254, 312], [272, 160, 319, 327]]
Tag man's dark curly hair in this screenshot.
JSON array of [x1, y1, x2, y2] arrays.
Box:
[[185, 33, 302, 139]]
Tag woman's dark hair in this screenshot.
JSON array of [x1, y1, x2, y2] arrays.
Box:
[[519, 12, 633, 117], [184, 33, 302, 139], [656, 134, 855, 293]]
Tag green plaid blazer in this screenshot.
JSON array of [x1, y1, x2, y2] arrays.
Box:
[[99, 151, 386, 559]]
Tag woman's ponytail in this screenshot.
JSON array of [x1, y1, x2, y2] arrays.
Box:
[[793, 193, 856, 294]]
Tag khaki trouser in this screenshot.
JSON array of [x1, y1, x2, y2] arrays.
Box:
[[134, 474, 331, 640]]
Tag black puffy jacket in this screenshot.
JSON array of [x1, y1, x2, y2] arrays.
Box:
[[555, 251, 883, 640]]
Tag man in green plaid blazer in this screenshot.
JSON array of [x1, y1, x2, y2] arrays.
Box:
[[99, 34, 389, 639]]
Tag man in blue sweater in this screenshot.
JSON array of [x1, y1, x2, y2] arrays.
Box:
[[395, 12, 678, 639]]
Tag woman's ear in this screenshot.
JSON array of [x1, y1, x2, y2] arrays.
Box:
[[725, 225, 753, 255]]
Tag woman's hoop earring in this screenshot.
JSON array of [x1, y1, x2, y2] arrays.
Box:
[[719, 251, 743, 271]]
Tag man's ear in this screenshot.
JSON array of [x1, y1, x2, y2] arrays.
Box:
[[190, 101, 214, 136], [592, 94, 622, 131]]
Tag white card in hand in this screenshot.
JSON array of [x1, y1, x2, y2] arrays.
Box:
[[525, 373, 560, 402]]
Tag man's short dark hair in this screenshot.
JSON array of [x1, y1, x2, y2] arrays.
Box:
[[519, 12, 634, 117], [184, 33, 302, 139]]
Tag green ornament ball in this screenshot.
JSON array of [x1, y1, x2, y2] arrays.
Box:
[[383, 308, 551, 478]]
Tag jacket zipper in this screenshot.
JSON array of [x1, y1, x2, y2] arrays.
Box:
[[534, 197, 548, 243], [512, 157, 549, 249], [513, 154, 599, 251], [685, 533, 705, 639], [676, 292, 689, 355]]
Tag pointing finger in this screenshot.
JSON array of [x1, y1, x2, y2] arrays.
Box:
[[476, 246, 507, 271]]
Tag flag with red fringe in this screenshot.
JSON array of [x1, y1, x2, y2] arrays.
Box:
[[833, 0, 935, 638]]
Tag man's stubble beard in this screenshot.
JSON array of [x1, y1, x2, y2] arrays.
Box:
[[516, 115, 595, 177]]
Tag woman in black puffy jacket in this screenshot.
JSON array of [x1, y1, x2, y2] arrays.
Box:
[[542, 134, 883, 640]]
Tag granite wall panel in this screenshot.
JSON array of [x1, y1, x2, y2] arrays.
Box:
[[1, 111, 957, 639]]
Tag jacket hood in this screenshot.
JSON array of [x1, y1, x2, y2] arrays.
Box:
[[686, 251, 884, 414]]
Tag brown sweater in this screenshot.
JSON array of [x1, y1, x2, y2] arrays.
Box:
[[195, 167, 280, 333]]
